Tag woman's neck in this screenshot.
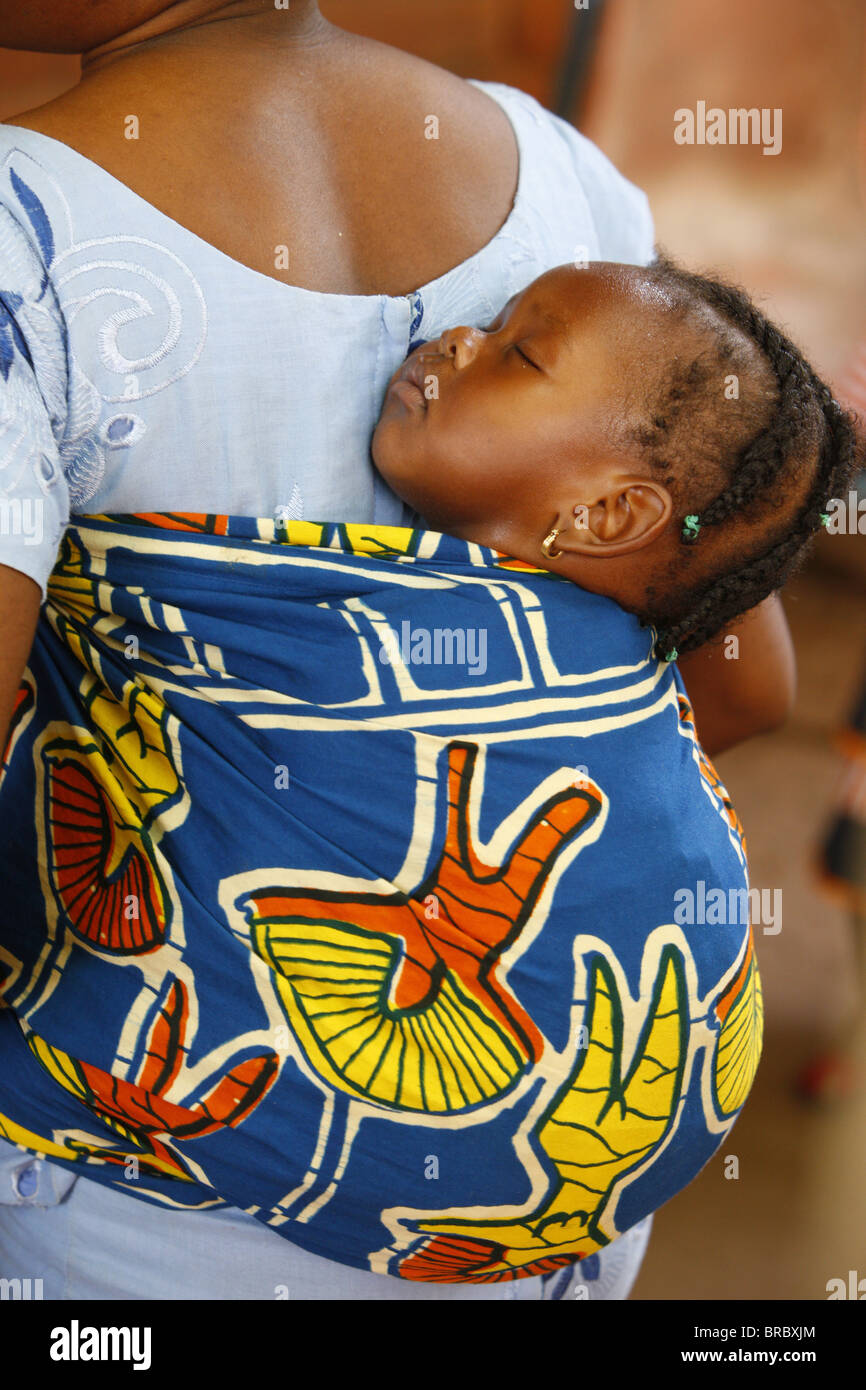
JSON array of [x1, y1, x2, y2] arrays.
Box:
[[80, 1, 329, 79]]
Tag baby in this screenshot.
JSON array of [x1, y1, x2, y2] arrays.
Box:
[[372, 254, 861, 662]]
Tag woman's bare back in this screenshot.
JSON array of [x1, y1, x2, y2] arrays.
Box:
[[3, 18, 520, 297]]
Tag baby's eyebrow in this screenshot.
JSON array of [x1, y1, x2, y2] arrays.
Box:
[[511, 293, 567, 335], [538, 307, 567, 331], [490, 294, 565, 339]]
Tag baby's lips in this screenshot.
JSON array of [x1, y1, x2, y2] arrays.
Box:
[[404, 349, 449, 403]]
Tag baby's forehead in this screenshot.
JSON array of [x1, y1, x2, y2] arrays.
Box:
[[531, 262, 683, 327]]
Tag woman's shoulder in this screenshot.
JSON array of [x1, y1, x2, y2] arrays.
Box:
[[0, 108, 99, 225], [0, 81, 97, 166], [469, 79, 656, 267], [0, 62, 522, 299]]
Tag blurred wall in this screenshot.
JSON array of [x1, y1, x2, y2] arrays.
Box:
[[583, 0, 866, 384]]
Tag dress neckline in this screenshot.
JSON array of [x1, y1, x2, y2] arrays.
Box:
[[0, 79, 526, 306]]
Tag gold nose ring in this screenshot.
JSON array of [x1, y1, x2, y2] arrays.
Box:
[[541, 527, 562, 560]]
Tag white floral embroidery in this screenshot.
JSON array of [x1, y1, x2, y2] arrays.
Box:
[[1, 148, 207, 508], [274, 484, 304, 523]]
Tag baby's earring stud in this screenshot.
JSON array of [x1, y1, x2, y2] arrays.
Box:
[[541, 527, 562, 560]]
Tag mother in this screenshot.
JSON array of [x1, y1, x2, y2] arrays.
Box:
[[0, 0, 792, 1300]]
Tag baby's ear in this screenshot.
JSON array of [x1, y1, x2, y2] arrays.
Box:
[[559, 481, 673, 557], [616, 481, 674, 550]]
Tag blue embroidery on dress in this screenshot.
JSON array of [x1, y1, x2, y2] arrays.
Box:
[[106, 417, 137, 443], [545, 1268, 575, 1300], [0, 292, 28, 381], [408, 290, 425, 344], [10, 167, 54, 268]]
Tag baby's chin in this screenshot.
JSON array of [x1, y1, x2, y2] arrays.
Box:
[[371, 418, 424, 501], [371, 436, 455, 530], [371, 416, 499, 537]]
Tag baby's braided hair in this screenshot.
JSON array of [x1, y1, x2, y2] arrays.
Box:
[[633, 253, 863, 661]]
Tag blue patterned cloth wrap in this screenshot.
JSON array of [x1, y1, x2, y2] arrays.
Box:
[[0, 511, 762, 1283]]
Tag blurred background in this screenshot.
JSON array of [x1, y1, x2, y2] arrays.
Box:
[[1, 0, 864, 1301]]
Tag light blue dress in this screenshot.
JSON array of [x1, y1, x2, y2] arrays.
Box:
[[0, 78, 656, 1300]]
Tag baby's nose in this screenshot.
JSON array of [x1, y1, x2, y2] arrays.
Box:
[[440, 325, 485, 368]]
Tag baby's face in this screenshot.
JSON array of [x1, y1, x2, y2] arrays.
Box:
[[371, 262, 677, 547]]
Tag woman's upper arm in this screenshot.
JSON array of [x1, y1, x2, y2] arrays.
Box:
[[0, 201, 71, 744], [0, 564, 41, 749], [675, 595, 797, 756]]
